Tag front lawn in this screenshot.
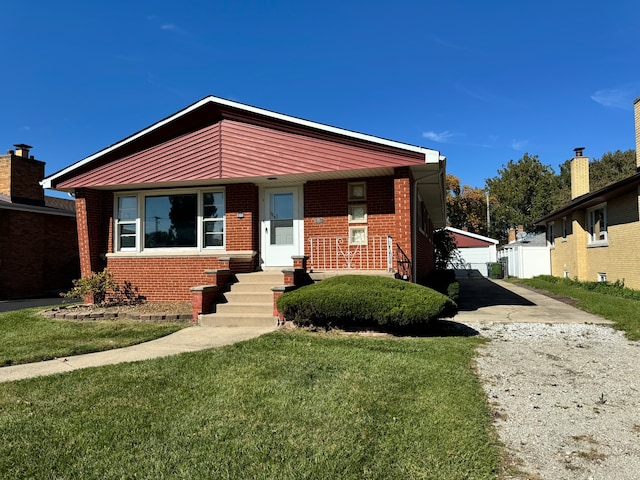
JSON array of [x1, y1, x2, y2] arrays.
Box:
[[0, 307, 187, 366], [0, 330, 499, 479]]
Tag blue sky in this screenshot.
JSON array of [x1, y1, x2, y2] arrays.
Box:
[[2, 0, 639, 195]]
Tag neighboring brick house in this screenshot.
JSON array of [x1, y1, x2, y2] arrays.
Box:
[[536, 97, 640, 287], [0, 145, 79, 299], [41, 96, 447, 303]]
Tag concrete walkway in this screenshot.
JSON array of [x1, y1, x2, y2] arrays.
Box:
[[0, 325, 276, 383], [453, 274, 613, 325]]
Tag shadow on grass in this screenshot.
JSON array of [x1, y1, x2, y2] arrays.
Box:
[[327, 319, 480, 339]]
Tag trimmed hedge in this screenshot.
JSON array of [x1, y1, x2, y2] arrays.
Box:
[[276, 275, 458, 330]]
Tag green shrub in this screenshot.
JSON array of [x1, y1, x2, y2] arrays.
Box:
[[61, 269, 146, 306], [276, 275, 458, 330]]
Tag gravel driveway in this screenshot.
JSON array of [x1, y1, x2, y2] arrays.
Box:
[[452, 275, 640, 479], [471, 322, 640, 480]]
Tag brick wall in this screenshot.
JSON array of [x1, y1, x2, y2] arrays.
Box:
[[225, 183, 259, 254], [549, 191, 640, 289], [75, 188, 112, 277], [0, 209, 79, 299], [303, 170, 427, 276], [107, 256, 228, 301]]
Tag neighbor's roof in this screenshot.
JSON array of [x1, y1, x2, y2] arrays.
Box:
[[41, 95, 444, 189], [445, 226, 499, 245], [536, 171, 640, 225]]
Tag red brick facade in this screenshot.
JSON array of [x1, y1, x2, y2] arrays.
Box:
[[72, 169, 436, 302]]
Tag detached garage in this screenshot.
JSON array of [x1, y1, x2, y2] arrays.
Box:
[[446, 227, 498, 276]]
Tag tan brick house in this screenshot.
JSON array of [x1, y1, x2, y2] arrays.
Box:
[[0, 145, 79, 299], [536, 97, 640, 288], [41, 96, 447, 307]]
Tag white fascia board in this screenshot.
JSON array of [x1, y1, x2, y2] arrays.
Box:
[[445, 226, 499, 244], [41, 95, 440, 189]]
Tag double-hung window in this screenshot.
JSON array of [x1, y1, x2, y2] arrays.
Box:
[[115, 196, 138, 251], [587, 204, 607, 244], [114, 189, 225, 252], [546, 222, 555, 247]]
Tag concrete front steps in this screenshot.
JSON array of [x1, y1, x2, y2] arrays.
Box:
[[199, 271, 282, 327]]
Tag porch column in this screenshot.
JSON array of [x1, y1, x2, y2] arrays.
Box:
[[75, 188, 112, 280]]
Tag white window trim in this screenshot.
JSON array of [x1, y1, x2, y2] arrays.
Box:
[[114, 195, 139, 252], [113, 187, 226, 253], [587, 203, 608, 246]]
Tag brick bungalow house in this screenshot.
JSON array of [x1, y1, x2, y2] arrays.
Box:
[[0, 144, 79, 299], [41, 96, 446, 316], [536, 97, 640, 288]]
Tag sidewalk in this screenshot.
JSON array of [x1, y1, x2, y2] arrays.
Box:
[[0, 325, 277, 383]]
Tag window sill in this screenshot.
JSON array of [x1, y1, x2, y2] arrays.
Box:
[[107, 250, 256, 258], [587, 241, 609, 248]]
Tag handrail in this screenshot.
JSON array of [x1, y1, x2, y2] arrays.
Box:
[[395, 243, 412, 281]]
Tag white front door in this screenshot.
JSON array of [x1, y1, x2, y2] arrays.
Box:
[[262, 186, 302, 267]]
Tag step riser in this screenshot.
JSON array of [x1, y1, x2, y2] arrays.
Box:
[[199, 315, 275, 328], [227, 284, 277, 293], [216, 304, 272, 314], [224, 292, 273, 303]]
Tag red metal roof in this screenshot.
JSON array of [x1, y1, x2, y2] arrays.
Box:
[[56, 119, 427, 189], [44, 96, 443, 190]]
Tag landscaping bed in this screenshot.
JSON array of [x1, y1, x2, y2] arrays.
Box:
[[40, 301, 192, 322]]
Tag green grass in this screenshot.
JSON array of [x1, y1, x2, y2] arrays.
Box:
[[0, 307, 187, 366], [508, 277, 640, 340], [0, 330, 499, 479]]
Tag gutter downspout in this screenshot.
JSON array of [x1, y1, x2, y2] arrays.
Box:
[[412, 156, 446, 282]]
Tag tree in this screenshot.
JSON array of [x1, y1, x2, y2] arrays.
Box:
[[446, 174, 493, 235], [485, 153, 560, 242]]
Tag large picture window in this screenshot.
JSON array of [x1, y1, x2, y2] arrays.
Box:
[[114, 189, 225, 252]]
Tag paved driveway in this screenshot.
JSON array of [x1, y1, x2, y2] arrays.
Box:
[[452, 273, 612, 325], [0, 296, 75, 312]]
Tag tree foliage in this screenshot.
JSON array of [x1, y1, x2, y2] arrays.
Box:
[[445, 174, 492, 235], [485, 153, 559, 242]]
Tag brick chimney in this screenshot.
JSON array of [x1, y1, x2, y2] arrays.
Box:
[[570, 147, 590, 200], [634, 97, 640, 170], [0, 144, 45, 206], [508, 227, 516, 243]]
